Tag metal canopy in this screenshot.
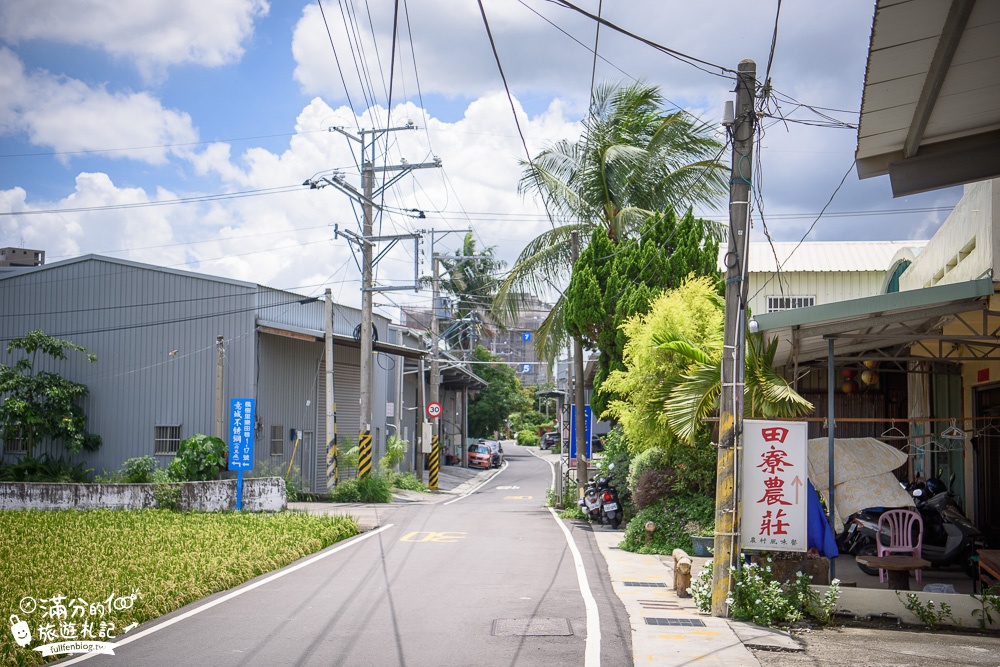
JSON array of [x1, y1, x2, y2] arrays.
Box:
[[257, 319, 427, 360], [855, 0, 1000, 196], [753, 276, 997, 366]]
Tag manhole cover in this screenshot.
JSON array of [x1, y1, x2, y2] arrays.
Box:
[[644, 618, 706, 627], [492, 618, 573, 636], [624, 581, 667, 588]]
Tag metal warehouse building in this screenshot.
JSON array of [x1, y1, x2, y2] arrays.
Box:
[[0, 254, 435, 492]]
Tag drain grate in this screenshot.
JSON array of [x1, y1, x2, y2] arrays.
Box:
[[624, 581, 667, 588], [492, 618, 573, 637], [644, 618, 706, 627], [638, 599, 680, 610]]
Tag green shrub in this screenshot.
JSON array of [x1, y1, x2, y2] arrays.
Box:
[[245, 461, 302, 502], [627, 446, 672, 494], [517, 429, 540, 447], [168, 434, 227, 481], [389, 471, 427, 492], [330, 474, 394, 503], [121, 455, 158, 483], [152, 468, 182, 510], [0, 453, 92, 483], [619, 492, 715, 555]]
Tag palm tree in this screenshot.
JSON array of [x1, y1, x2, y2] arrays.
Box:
[[654, 326, 814, 446], [435, 233, 504, 351], [492, 80, 728, 363]]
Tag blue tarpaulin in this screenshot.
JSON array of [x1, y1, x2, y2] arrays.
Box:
[[807, 479, 839, 558]]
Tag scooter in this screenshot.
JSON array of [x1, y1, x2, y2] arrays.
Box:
[[596, 471, 623, 529], [578, 478, 602, 522], [842, 478, 982, 577]]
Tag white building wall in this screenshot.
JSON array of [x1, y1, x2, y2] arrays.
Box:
[[899, 179, 999, 290], [747, 270, 889, 316]]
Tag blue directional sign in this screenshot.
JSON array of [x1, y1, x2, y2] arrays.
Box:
[[228, 398, 255, 471], [569, 405, 593, 460], [521, 332, 532, 342]]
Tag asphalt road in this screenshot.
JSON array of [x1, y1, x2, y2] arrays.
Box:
[[62, 442, 632, 667]]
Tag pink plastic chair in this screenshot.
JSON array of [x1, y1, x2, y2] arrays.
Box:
[[876, 509, 923, 583]]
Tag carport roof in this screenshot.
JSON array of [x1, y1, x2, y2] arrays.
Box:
[[753, 276, 997, 366]]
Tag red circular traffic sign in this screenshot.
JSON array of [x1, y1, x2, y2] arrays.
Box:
[[426, 402, 443, 419]]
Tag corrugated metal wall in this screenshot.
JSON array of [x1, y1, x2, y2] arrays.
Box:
[[0, 257, 257, 473], [256, 333, 323, 489], [313, 343, 362, 490]]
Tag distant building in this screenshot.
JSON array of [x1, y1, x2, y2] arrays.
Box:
[[404, 293, 554, 387], [0, 247, 45, 267]]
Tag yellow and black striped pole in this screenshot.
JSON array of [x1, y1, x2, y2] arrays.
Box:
[[429, 434, 440, 490], [358, 430, 373, 479]]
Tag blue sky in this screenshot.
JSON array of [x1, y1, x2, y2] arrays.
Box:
[[0, 0, 962, 317]]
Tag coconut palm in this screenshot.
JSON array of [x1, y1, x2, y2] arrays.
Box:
[[654, 326, 814, 446], [435, 232, 504, 351], [492, 80, 728, 363]]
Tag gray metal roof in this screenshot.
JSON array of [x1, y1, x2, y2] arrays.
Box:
[[856, 0, 1000, 196], [754, 276, 996, 366]]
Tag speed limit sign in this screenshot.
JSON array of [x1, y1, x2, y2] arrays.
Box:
[[426, 402, 443, 419]]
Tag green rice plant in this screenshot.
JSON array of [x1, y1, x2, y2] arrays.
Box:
[[0, 509, 358, 666]]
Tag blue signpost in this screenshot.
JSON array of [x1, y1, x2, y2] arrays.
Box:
[[228, 398, 256, 510], [569, 405, 592, 460]]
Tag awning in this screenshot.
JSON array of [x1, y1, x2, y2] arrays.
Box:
[[256, 319, 427, 360], [753, 276, 997, 367], [856, 0, 1000, 196]]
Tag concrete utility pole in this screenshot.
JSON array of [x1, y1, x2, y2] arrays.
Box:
[[571, 230, 587, 497], [325, 289, 338, 490], [712, 59, 756, 617], [317, 124, 440, 479]]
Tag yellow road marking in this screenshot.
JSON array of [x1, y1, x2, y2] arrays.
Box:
[[400, 531, 467, 543], [504, 495, 533, 500]]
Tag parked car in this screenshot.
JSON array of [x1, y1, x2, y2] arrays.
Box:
[[467, 443, 492, 470], [541, 432, 558, 450], [592, 435, 605, 453], [479, 438, 504, 468]]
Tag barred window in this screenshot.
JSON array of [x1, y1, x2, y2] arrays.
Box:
[[154, 425, 182, 455], [3, 431, 27, 454], [766, 295, 816, 313], [270, 425, 284, 456]]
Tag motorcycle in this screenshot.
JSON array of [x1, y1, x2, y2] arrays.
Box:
[[577, 463, 622, 529], [841, 477, 983, 578]]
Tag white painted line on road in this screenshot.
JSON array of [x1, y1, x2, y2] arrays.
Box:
[[548, 507, 601, 667], [443, 461, 506, 505], [60, 523, 396, 664]]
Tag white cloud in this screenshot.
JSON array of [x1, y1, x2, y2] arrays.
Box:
[[0, 48, 198, 163], [0, 0, 269, 76]]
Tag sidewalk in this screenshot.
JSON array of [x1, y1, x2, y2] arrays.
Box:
[[529, 446, 787, 667]]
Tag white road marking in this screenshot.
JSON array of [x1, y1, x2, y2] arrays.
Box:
[[443, 461, 507, 505], [548, 507, 601, 666], [60, 524, 395, 664]]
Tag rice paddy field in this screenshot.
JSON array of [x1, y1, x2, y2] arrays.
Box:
[[0, 509, 359, 666]]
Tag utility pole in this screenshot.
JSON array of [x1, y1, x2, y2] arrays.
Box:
[[712, 59, 756, 617], [312, 123, 440, 480], [571, 230, 587, 497], [325, 289, 338, 491], [214, 335, 224, 441]]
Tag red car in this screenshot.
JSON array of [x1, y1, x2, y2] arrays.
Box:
[[467, 443, 492, 469]]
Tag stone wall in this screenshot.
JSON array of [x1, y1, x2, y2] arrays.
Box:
[[0, 477, 286, 512]]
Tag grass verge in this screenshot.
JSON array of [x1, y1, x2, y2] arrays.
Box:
[[1, 509, 358, 666]]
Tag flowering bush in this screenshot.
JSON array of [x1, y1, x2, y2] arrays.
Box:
[[691, 555, 840, 626], [690, 560, 714, 612]]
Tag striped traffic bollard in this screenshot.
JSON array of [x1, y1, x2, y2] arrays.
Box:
[[358, 430, 373, 479], [429, 435, 440, 491]]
